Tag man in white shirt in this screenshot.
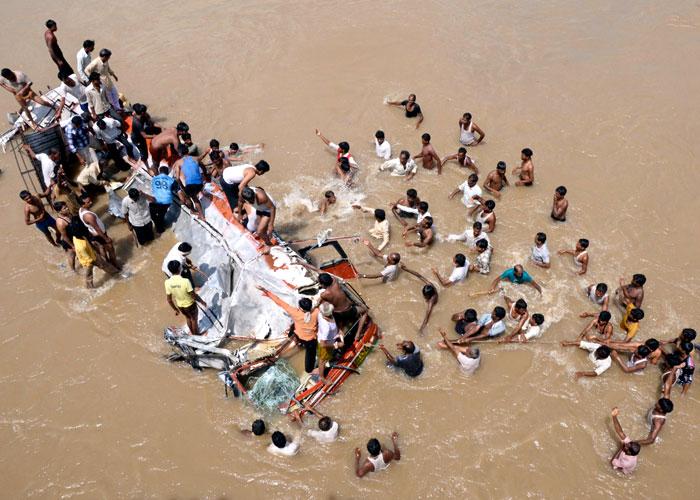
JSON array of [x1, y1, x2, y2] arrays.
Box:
[[315, 129, 359, 186], [531, 232, 551, 269], [122, 188, 155, 246], [560, 339, 612, 379], [432, 253, 469, 287], [449, 173, 482, 209], [267, 431, 300, 457], [447, 221, 490, 249], [21, 145, 60, 190], [374, 130, 391, 160], [308, 416, 339, 443], [162, 241, 195, 284], [76, 40, 95, 84], [499, 313, 546, 343], [460, 307, 507, 343], [395, 200, 431, 227], [438, 328, 481, 375], [379, 150, 418, 180], [352, 205, 390, 250], [58, 72, 88, 112], [359, 240, 400, 283]]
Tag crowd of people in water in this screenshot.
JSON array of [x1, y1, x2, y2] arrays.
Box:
[[8, 19, 696, 477]]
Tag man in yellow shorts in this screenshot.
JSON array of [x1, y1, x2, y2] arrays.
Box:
[[164, 260, 204, 335]]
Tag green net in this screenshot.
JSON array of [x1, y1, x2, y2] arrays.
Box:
[[247, 359, 300, 412]]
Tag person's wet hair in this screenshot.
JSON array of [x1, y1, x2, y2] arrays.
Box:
[[324, 190, 334, 199], [158, 165, 169, 174], [19, 190, 30, 200], [476, 239, 488, 250], [681, 328, 696, 342], [375, 130, 384, 140], [422, 216, 433, 227], [167, 260, 181, 275], [595, 283, 608, 294], [177, 143, 189, 156], [1, 68, 14, 79], [252, 419, 265, 436], [645, 338, 660, 351], [464, 308, 477, 322], [230, 142, 239, 152], [665, 353, 682, 367], [299, 298, 313, 312], [463, 112, 472, 120], [178, 242, 192, 253], [209, 139, 220, 148], [422, 284, 436, 299], [374, 208, 386, 221], [176, 121, 189, 133], [128, 188, 140, 200], [473, 221, 482, 231], [318, 416, 332, 431], [493, 306, 506, 320], [515, 298, 528, 310], [400, 150, 410, 160], [271, 431, 286, 448], [595, 345, 611, 359], [99, 48, 112, 58], [627, 442, 641, 456], [241, 187, 255, 203], [255, 160, 270, 173], [132, 103, 146, 114], [418, 201, 429, 212], [318, 273, 333, 287], [71, 115, 83, 126], [556, 185, 567, 196], [598, 311, 612, 322], [636, 345, 651, 357], [406, 189, 417, 198], [658, 398, 674, 413], [455, 253, 466, 267], [402, 341, 416, 354], [339, 157, 351, 172], [629, 308, 644, 321], [338, 141, 350, 153], [181, 132, 192, 142], [532, 313, 545, 325], [680, 342, 694, 354], [388, 253, 400, 264], [522, 148, 533, 158], [45, 19, 57, 29], [88, 71, 100, 82], [52, 201, 66, 212], [459, 147, 467, 154], [496, 161, 506, 171], [78, 193, 91, 206], [83, 39, 95, 49], [367, 438, 381, 456], [209, 150, 222, 162], [468, 173, 478, 183], [579, 238, 589, 249], [536, 232, 546, 243], [632, 273, 646, 286], [421, 133, 431, 142], [485, 200, 496, 210]]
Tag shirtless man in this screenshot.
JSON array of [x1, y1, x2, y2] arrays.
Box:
[[441, 147, 477, 173], [413, 133, 442, 173], [312, 272, 366, 345], [44, 20, 74, 75], [403, 217, 435, 248], [399, 265, 438, 335], [551, 186, 568, 222], [149, 122, 190, 172], [578, 311, 614, 342], [615, 274, 646, 309], [483, 162, 508, 199], [602, 338, 663, 366], [387, 93, 423, 128], [458, 112, 485, 146], [390, 190, 422, 225], [513, 148, 534, 186], [319, 191, 336, 215], [53, 201, 77, 271], [558, 238, 589, 275], [20, 190, 58, 246], [355, 432, 401, 477]]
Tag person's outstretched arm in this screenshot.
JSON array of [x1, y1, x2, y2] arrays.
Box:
[[400, 264, 432, 285], [611, 408, 626, 441]]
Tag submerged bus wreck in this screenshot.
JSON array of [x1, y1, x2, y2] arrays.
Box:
[[125, 170, 378, 417]]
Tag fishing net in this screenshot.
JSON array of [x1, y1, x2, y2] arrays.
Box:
[[247, 359, 300, 412]]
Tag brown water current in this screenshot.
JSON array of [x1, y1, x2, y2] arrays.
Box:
[[1, 0, 700, 497]]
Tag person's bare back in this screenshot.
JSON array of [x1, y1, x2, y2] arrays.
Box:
[[421, 144, 438, 170], [322, 281, 353, 312]]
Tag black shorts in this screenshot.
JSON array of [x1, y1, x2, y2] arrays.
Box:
[[333, 305, 358, 326], [184, 183, 203, 199], [255, 209, 271, 217], [550, 212, 566, 222]]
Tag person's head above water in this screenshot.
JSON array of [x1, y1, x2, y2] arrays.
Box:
[[422, 284, 436, 299], [167, 260, 181, 275], [577, 238, 589, 250], [521, 148, 533, 159], [177, 242, 192, 255], [513, 264, 524, 277], [496, 161, 506, 172], [387, 253, 401, 265], [375, 130, 385, 143], [367, 438, 381, 457], [492, 306, 506, 320], [252, 419, 265, 436], [176, 122, 189, 134], [598, 310, 612, 323], [555, 185, 567, 197], [241, 187, 255, 203], [407, 94, 416, 102], [514, 298, 528, 312], [464, 308, 477, 322], [681, 328, 697, 342], [271, 431, 286, 448], [337, 141, 350, 153], [484, 200, 496, 211], [19, 190, 31, 201], [399, 340, 416, 354], [421, 133, 430, 144], [399, 150, 410, 163], [421, 216, 433, 229], [374, 208, 386, 222], [418, 201, 429, 214], [535, 232, 547, 245], [532, 313, 545, 326], [657, 398, 674, 414], [128, 188, 140, 201], [476, 239, 489, 251], [644, 338, 660, 351], [406, 188, 418, 201], [595, 283, 608, 296], [318, 273, 333, 287], [594, 345, 611, 360], [631, 273, 646, 287], [467, 173, 478, 186], [318, 416, 332, 431]]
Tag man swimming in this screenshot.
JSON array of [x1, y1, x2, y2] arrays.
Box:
[[413, 133, 442, 173], [352, 205, 390, 250], [513, 148, 534, 186], [318, 190, 336, 215], [551, 185, 568, 221], [559, 339, 612, 379], [482, 161, 508, 199]]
